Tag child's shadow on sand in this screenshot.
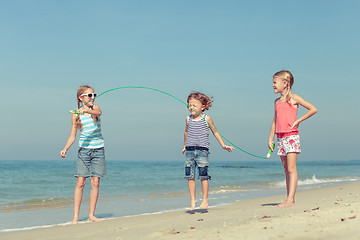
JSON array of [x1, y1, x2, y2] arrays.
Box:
[[261, 203, 280, 206], [186, 209, 208, 214]]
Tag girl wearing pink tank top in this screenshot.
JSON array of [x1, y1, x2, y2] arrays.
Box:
[[268, 70, 317, 208]]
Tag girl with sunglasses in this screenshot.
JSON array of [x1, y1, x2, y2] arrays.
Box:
[[60, 85, 106, 224]]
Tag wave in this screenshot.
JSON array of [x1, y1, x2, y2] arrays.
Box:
[[272, 175, 360, 188], [0, 198, 73, 213], [210, 185, 249, 194], [147, 192, 188, 198], [219, 165, 254, 169], [147, 185, 249, 198]]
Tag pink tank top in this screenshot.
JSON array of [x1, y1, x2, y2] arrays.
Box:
[[275, 98, 298, 137]]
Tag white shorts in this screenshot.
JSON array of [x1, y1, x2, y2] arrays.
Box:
[[277, 134, 301, 156]]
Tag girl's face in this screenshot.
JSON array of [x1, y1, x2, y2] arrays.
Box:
[[188, 98, 205, 116], [79, 88, 96, 107], [272, 76, 288, 94]]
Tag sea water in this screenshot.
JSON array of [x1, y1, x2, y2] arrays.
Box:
[[1, 159, 359, 232]]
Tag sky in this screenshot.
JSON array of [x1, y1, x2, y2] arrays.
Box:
[[1, 0, 359, 162]]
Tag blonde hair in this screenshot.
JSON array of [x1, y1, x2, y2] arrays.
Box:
[[273, 70, 294, 102], [187, 92, 213, 111], [75, 85, 98, 130]]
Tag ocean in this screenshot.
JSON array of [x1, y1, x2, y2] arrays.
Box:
[[1, 159, 360, 233]]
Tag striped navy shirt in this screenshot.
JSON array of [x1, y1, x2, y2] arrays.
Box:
[[79, 115, 105, 149], [186, 114, 210, 149]]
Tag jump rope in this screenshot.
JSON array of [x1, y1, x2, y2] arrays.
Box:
[[70, 86, 274, 159]]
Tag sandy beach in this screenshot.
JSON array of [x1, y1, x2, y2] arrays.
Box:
[[2, 182, 359, 240]]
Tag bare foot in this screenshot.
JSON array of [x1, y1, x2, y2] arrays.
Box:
[[190, 199, 198, 210], [70, 218, 79, 224], [199, 199, 208, 209], [278, 200, 295, 208], [88, 216, 103, 223]]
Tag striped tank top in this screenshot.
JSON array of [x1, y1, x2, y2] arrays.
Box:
[[79, 115, 105, 149], [185, 114, 210, 149]]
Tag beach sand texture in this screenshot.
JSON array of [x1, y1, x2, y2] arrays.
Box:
[[2, 182, 359, 240]]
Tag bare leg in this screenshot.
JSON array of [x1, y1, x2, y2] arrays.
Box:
[[199, 179, 209, 209], [188, 179, 198, 210], [88, 177, 103, 222], [281, 157, 290, 196], [279, 153, 298, 208], [71, 177, 86, 224]]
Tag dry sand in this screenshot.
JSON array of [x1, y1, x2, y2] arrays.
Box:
[[1, 182, 359, 240]]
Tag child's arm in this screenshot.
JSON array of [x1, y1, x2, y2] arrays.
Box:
[[79, 105, 102, 116], [268, 99, 277, 150], [60, 114, 78, 158], [268, 114, 276, 151], [182, 117, 188, 155], [207, 115, 234, 152], [291, 94, 318, 129]]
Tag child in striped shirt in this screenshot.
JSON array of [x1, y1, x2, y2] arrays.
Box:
[[60, 85, 105, 224], [182, 92, 233, 210]]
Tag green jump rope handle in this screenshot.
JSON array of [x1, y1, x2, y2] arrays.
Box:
[[70, 110, 80, 114], [267, 143, 275, 159]]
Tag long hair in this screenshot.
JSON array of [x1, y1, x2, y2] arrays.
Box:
[[75, 85, 99, 130], [273, 70, 294, 103], [187, 92, 213, 111]]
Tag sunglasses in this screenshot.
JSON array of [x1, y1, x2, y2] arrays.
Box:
[[81, 93, 97, 98]]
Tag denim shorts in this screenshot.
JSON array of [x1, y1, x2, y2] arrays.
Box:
[[184, 147, 210, 180], [75, 147, 106, 178], [277, 134, 301, 156]]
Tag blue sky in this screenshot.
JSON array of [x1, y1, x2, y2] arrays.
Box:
[[1, 0, 359, 161]]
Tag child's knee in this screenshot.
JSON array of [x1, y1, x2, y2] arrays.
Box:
[[76, 178, 86, 188], [91, 177, 100, 187], [287, 167, 297, 175]]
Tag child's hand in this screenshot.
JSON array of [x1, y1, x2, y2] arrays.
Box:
[[291, 120, 300, 129], [78, 108, 86, 115], [60, 150, 67, 158], [182, 147, 186, 155], [223, 145, 234, 152], [268, 141, 274, 151]]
